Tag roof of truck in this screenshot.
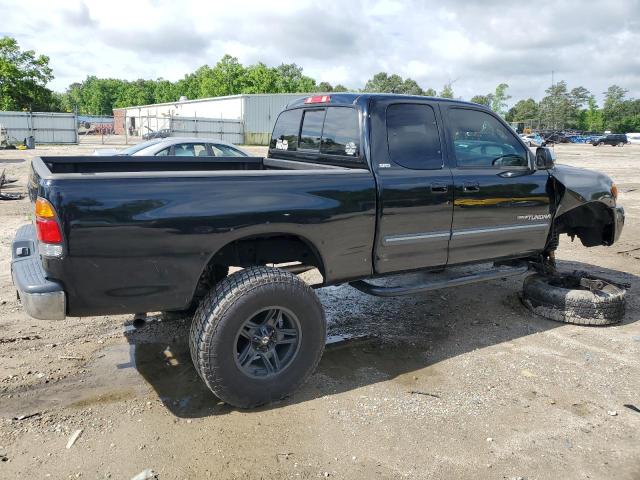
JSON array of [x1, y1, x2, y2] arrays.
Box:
[[286, 92, 481, 109]]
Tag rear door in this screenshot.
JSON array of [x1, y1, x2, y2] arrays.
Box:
[[442, 105, 551, 265], [372, 99, 454, 273]]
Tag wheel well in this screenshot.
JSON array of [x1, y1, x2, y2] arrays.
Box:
[[187, 234, 326, 307], [554, 202, 614, 247]]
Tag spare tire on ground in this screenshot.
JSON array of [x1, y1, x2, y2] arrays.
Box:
[[522, 273, 626, 326]]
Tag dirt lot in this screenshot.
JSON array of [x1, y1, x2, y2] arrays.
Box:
[[0, 142, 639, 480]]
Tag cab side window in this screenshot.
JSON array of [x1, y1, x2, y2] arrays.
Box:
[[386, 104, 443, 170], [449, 109, 528, 168], [321, 107, 359, 157]]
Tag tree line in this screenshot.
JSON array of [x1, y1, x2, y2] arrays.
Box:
[[1, 36, 638, 133]]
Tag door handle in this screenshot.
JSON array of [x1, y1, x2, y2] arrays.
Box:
[[463, 182, 480, 192], [430, 183, 448, 193]]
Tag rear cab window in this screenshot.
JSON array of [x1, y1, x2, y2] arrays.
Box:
[[270, 106, 361, 166]]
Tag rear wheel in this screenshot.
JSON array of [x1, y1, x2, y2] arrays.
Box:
[[190, 266, 326, 408]]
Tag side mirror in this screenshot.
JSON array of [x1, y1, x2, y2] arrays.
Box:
[[535, 147, 556, 169]]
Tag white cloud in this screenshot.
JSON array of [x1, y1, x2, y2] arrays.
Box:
[[3, 0, 639, 104]]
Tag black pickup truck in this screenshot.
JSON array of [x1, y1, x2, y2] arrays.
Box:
[[12, 93, 624, 408]]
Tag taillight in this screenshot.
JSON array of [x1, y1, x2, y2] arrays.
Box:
[[35, 197, 63, 248], [304, 95, 331, 104], [36, 218, 62, 243]]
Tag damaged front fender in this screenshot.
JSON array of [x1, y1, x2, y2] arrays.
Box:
[[549, 164, 622, 247]]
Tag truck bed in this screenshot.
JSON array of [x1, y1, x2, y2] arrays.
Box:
[[29, 155, 377, 316], [36, 155, 351, 176]]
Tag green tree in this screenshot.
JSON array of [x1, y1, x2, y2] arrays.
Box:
[[317, 81, 334, 92], [0, 36, 58, 111], [539, 80, 573, 129], [333, 84, 348, 92], [505, 98, 539, 123], [602, 85, 628, 131], [470, 94, 492, 106], [439, 83, 454, 99], [153, 79, 177, 103], [490, 83, 511, 116], [59, 82, 82, 112], [582, 96, 603, 132], [363, 72, 432, 95], [424, 87, 437, 96], [211, 55, 247, 95], [364, 72, 404, 93], [400, 78, 424, 95], [275, 63, 315, 93], [242, 63, 278, 94]]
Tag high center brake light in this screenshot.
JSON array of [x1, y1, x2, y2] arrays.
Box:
[[304, 95, 331, 104], [35, 197, 63, 245]]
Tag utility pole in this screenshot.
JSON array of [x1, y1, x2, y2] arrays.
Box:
[[551, 70, 555, 131]]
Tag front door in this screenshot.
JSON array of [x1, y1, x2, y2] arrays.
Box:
[[442, 105, 552, 265], [372, 100, 454, 273]]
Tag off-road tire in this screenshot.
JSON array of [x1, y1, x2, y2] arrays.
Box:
[[190, 266, 326, 408], [522, 273, 626, 326]]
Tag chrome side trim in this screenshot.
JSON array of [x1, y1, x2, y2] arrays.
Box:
[[452, 223, 549, 237], [384, 223, 549, 246], [384, 231, 451, 245]]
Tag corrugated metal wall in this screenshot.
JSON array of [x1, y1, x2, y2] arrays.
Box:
[[117, 94, 308, 145], [0, 111, 77, 144], [242, 94, 304, 145], [170, 116, 243, 144]]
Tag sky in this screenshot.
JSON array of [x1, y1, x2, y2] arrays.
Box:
[[2, 0, 639, 104]]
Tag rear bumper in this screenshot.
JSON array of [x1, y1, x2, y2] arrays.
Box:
[[11, 224, 66, 320]]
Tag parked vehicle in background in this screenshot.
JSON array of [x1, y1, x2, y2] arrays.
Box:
[[542, 132, 570, 144], [591, 134, 628, 147], [13, 93, 624, 408], [92, 137, 249, 157], [142, 128, 171, 140], [520, 133, 546, 147], [623, 133, 639, 145]]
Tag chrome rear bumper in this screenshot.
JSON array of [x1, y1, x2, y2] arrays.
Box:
[[11, 224, 66, 320]]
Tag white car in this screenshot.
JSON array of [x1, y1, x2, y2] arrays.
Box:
[[93, 137, 249, 157], [627, 133, 640, 145], [519, 133, 545, 147]]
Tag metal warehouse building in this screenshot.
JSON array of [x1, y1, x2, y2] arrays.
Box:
[[113, 93, 307, 145]]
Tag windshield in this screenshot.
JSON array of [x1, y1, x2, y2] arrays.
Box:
[[119, 139, 164, 155]]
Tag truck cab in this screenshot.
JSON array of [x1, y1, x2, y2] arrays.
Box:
[[270, 94, 555, 273]]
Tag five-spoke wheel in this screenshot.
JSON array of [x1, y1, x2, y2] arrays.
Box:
[[235, 307, 301, 378], [190, 267, 326, 409]]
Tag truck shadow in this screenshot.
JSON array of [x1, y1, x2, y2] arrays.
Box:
[[125, 260, 638, 418]]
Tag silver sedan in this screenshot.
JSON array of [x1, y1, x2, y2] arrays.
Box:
[[93, 137, 249, 157]]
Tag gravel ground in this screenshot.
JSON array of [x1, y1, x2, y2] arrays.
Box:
[[0, 141, 639, 479]]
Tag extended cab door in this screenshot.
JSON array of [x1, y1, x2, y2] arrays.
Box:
[[441, 105, 552, 265], [371, 100, 454, 273]]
